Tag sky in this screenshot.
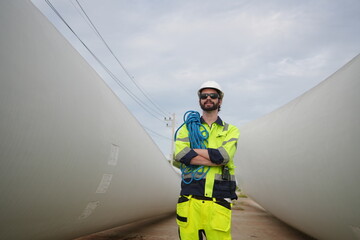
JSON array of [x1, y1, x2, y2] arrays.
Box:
[[32, 0, 360, 158]]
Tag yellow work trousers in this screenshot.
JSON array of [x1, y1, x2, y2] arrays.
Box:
[[176, 195, 232, 240]]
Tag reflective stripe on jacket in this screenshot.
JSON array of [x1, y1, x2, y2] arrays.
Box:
[[174, 116, 240, 199]]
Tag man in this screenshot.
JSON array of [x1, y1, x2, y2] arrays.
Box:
[[174, 81, 240, 240]]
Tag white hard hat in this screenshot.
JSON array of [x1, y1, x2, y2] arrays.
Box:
[[198, 81, 224, 98]]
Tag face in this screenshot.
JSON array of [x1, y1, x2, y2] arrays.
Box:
[[199, 88, 222, 112]]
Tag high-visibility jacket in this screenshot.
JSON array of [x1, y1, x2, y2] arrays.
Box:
[[174, 116, 240, 199]]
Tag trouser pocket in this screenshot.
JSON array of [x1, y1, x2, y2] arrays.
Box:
[[176, 196, 190, 227], [210, 201, 232, 232]]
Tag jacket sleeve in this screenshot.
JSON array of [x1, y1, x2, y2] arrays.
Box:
[[208, 124, 240, 165], [174, 125, 198, 166]]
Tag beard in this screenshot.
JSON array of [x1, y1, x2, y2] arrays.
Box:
[[200, 99, 220, 111]]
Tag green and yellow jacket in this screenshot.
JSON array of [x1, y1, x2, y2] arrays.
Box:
[[174, 116, 240, 199]]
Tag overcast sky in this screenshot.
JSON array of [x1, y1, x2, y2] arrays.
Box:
[[33, 0, 360, 157]]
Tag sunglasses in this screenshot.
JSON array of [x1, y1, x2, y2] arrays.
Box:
[[199, 93, 220, 99]]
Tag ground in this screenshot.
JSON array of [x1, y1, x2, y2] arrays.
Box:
[[75, 197, 316, 240]]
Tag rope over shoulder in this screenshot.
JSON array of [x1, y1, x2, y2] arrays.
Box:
[[174, 110, 210, 184]]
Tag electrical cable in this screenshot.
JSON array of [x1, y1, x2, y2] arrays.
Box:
[[74, 0, 170, 117], [45, 0, 166, 122], [143, 125, 172, 141]]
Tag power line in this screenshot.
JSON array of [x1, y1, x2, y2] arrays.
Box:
[[73, 0, 170, 117], [143, 125, 172, 141], [45, 0, 167, 122], [68, 0, 97, 33]]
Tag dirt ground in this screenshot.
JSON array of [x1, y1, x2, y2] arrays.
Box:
[[75, 197, 316, 240]]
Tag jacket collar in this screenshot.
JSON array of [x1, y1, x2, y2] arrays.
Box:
[[200, 116, 224, 126]]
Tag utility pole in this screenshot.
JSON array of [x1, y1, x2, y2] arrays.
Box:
[[165, 113, 176, 163]]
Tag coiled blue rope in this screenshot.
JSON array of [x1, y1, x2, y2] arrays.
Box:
[[174, 111, 210, 184]]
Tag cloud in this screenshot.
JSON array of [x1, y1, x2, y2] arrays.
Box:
[[32, 0, 360, 156]]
